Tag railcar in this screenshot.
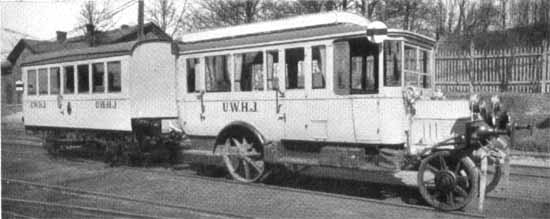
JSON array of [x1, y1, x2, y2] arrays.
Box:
[[21, 40, 181, 164], [177, 12, 515, 210], [19, 12, 519, 211]]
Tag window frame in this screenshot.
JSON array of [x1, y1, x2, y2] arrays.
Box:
[[401, 42, 433, 89], [91, 62, 106, 93], [77, 64, 90, 94], [63, 65, 75, 95], [23, 56, 125, 97], [180, 40, 333, 95], [205, 54, 232, 92], [27, 69, 37, 96], [107, 61, 122, 93], [38, 68, 49, 95], [50, 66, 61, 95]]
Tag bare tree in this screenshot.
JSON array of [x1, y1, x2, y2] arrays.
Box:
[[147, 0, 189, 37], [78, 0, 116, 33], [190, 0, 261, 30]]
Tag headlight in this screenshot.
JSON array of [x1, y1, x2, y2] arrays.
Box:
[[469, 94, 481, 113]]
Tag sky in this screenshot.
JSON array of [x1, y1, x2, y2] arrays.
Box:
[[1, 0, 140, 41]]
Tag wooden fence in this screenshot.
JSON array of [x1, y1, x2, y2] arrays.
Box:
[[435, 41, 550, 94]]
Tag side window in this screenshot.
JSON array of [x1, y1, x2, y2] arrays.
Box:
[[27, 69, 37, 95], [186, 58, 198, 93], [38, 68, 48, 95], [77, 64, 89, 93], [205, 55, 231, 92], [312, 45, 326, 89], [50, 67, 60, 95], [383, 41, 401, 87], [92, 63, 105, 93], [266, 50, 278, 90], [107, 61, 121, 92], [285, 47, 304, 89], [64, 66, 75, 94], [234, 51, 263, 92]]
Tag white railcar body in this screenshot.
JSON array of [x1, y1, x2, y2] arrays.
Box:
[[176, 12, 470, 153], [21, 40, 176, 132]]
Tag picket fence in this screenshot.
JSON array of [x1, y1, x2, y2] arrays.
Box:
[[434, 41, 550, 94]]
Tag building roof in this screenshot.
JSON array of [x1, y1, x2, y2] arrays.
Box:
[[21, 41, 136, 67], [7, 22, 171, 64]]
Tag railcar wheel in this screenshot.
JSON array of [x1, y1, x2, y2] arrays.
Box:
[[418, 151, 478, 211], [220, 137, 265, 183]]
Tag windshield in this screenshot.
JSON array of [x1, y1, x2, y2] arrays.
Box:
[[383, 40, 433, 89], [404, 44, 432, 88]]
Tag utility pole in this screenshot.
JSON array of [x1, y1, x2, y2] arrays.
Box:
[[138, 0, 144, 41]]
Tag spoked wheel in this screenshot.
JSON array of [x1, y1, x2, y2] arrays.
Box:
[[418, 151, 478, 211], [220, 137, 265, 183]]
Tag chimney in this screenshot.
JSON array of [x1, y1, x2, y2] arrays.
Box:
[[56, 31, 67, 42], [85, 23, 95, 46]]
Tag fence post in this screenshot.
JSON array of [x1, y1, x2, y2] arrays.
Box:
[[469, 40, 475, 93], [542, 40, 549, 94]]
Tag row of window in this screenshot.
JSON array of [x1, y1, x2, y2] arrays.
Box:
[[186, 45, 327, 93], [27, 61, 121, 96]]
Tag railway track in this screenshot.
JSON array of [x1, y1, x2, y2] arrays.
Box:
[[4, 141, 549, 179], [3, 138, 548, 218], [3, 197, 159, 219], [2, 178, 249, 219], [125, 166, 486, 218]]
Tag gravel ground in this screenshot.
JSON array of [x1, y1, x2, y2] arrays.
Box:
[[2, 143, 483, 219], [2, 143, 550, 218]]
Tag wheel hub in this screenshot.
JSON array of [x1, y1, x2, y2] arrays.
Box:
[[435, 170, 457, 192]]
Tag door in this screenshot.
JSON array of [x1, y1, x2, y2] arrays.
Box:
[[352, 98, 380, 142]]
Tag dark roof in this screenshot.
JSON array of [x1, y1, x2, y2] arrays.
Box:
[[21, 41, 136, 67], [8, 22, 171, 64], [179, 23, 366, 53]]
